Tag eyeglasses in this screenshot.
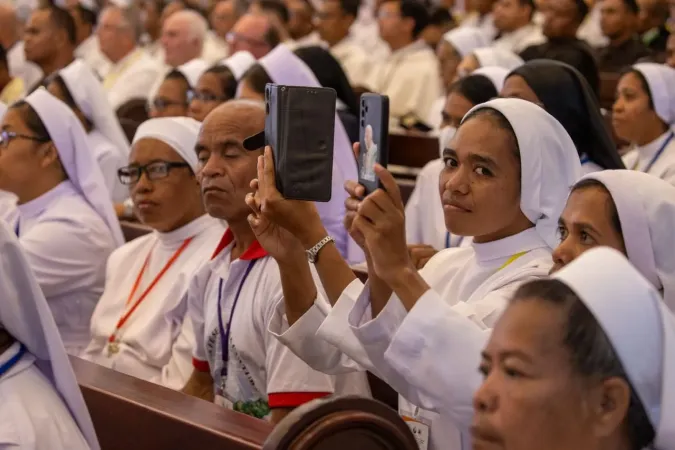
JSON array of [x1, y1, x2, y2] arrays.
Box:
[[190, 90, 230, 103], [118, 161, 192, 185], [0, 130, 49, 148], [147, 97, 189, 112]]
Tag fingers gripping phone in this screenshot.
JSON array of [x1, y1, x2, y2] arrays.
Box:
[[359, 94, 389, 195]]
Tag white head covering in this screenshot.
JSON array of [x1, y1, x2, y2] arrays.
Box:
[[132, 117, 201, 172], [472, 66, 509, 92], [464, 98, 581, 248], [25, 89, 124, 247], [59, 60, 130, 158], [578, 170, 675, 311], [54, 0, 97, 12], [0, 220, 100, 450], [221, 51, 256, 81], [632, 63, 675, 126], [175, 58, 210, 88], [442, 27, 490, 57], [473, 47, 524, 71], [553, 247, 675, 450]]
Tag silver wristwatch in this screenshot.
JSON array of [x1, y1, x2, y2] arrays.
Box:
[[306, 236, 335, 263]]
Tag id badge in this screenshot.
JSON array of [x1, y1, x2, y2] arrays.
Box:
[[401, 407, 430, 450], [215, 382, 234, 410]]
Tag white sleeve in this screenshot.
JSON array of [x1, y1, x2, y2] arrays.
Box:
[[404, 182, 424, 245], [160, 310, 197, 390], [186, 268, 211, 372]]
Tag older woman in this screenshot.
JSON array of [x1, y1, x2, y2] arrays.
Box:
[[81, 117, 224, 389]]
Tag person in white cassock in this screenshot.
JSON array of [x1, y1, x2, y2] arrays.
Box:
[[237, 44, 363, 264], [614, 63, 675, 185], [491, 0, 545, 52], [46, 60, 130, 202], [0, 89, 124, 355], [246, 98, 581, 450], [407, 71, 503, 262], [475, 247, 674, 450], [149, 58, 210, 118], [81, 117, 225, 390], [0, 220, 100, 450], [180, 100, 369, 424], [456, 47, 524, 78]]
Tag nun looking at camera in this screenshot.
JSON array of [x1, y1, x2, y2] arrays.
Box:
[[0, 88, 123, 354]]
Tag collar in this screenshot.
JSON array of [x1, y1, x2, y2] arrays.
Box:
[[109, 47, 144, 72], [471, 227, 547, 264], [389, 40, 427, 58], [155, 214, 217, 246], [500, 23, 536, 40], [17, 181, 77, 220], [635, 130, 674, 163], [210, 228, 268, 260]]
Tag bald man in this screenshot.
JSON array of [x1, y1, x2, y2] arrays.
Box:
[[0, 2, 41, 90], [228, 13, 281, 58], [181, 100, 368, 423]]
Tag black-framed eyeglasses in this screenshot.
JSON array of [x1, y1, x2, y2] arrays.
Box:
[[118, 161, 192, 185], [147, 97, 189, 112], [0, 130, 50, 148], [190, 90, 230, 103]]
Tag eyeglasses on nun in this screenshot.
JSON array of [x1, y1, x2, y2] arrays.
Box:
[[118, 161, 192, 185]]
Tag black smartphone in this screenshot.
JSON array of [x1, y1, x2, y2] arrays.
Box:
[[243, 84, 336, 202], [358, 93, 389, 195]]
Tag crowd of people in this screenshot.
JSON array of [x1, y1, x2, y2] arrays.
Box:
[[0, 0, 674, 448]]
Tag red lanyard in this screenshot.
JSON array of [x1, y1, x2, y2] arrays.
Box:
[[108, 237, 193, 347]]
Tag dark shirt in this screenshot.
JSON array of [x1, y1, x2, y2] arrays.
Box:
[[596, 36, 652, 72], [641, 25, 670, 53]]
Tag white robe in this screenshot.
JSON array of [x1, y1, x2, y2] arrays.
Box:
[[622, 130, 675, 186], [103, 48, 163, 111], [0, 191, 18, 226], [350, 8, 390, 63], [492, 23, 545, 53], [268, 228, 553, 450], [330, 36, 370, 87], [81, 215, 224, 390], [201, 31, 229, 64], [460, 13, 497, 41], [0, 344, 89, 450], [75, 35, 111, 78], [7, 41, 42, 92], [87, 129, 128, 202], [15, 181, 116, 354], [363, 40, 441, 121], [576, 3, 608, 48]]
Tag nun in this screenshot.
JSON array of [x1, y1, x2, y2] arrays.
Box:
[[406, 70, 505, 265], [248, 98, 581, 450], [475, 247, 674, 450], [614, 63, 675, 185], [0, 102, 18, 226], [81, 117, 225, 390], [455, 47, 524, 80], [149, 58, 210, 119], [238, 44, 363, 264], [188, 51, 255, 122], [553, 169, 675, 311], [0, 89, 124, 354], [46, 60, 130, 202], [502, 60, 625, 174], [0, 220, 99, 450]]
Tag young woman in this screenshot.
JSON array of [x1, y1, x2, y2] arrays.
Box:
[[188, 51, 255, 122], [476, 247, 673, 450], [614, 63, 675, 185], [247, 98, 581, 450], [455, 47, 524, 80], [150, 59, 209, 119], [238, 44, 362, 263], [502, 60, 625, 174], [0, 89, 123, 354], [81, 117, 225, 389], [46, 60, 130, 202]]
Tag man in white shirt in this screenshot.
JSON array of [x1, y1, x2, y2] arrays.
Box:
[[315, 0, 370, 86], [68, 0, 111, 75], [361, 0, 442, 122], [285, 0, 322, 46], [181, 99, 369, 423], [98, 3, 162, 110], [492, 0, 545, 52], [0, 3, 42, 92]]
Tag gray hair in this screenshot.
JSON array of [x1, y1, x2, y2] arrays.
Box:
[[171, 9, 208, 47], [101, 3, 144, 42]]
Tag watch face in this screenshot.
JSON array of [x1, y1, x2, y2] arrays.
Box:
[[307, 251, 316, 263]]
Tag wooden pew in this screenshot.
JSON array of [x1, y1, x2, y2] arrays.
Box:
[[599, 72, 620, 111], [389, 131, 438, 169], [70, 356, 273, 449], [120, 220, 152, 242]]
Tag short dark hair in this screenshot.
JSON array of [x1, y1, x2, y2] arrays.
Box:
[[240, 63, 273, 95], [572, 0, 590, 22], [10, 101, 51, 141], [0, 45, 8, 70], [204, 64, 238, 100], [164, 69, 191, 102], [381, 0, 430, 38], [511, 279, 655, 450], [43, 5, 78, 46], [622, 0, 640, 14], [427, 5, 454, 26], [570, 179, 623, 237], [263, 20, 282, 48], [448, 73, 498, 105], [256, 0, 290, 24], [74, 4, 97, 27], [338, 0, 361, 17]]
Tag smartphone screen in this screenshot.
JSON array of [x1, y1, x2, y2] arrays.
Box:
[[359, 94, 389, 195]]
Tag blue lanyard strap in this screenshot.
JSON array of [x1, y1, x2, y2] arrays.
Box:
[[0, 343, 26, 377], [216, 260, 257, 378], [14, 220, 19, 237], [643, 131, 674, 174], [445, 232, 464, 249], [579, 155, 590, 165]]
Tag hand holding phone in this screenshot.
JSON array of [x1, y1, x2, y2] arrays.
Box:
[[358, 94, 390, 195]]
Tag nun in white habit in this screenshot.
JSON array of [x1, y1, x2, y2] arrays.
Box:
[[0, 102, 19, 227], [254, 98, 581, 450], [474, 247, 674, 450], [81, 117, 225, 390], [47, 60, 130, 202], [0, 89, 123, 355], [0, 220, 99, 450], [149, 59, 210, 119], [616, 63, 675, 185], [220, 51, 256, 81], [244, 44, 364, 264], [456, 47, 524, 79]]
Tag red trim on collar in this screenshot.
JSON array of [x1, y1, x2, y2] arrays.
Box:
[[267, 392, 331, 408], [210, 229, 268, 260]]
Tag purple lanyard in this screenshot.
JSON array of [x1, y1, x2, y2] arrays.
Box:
[[216, 260, 257, 378], [0, 344, 25, 377], [643, 131, 675, 174]]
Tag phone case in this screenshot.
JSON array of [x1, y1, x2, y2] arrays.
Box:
[[359, 93, 390, 195], [265, 84, 336, 202]]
